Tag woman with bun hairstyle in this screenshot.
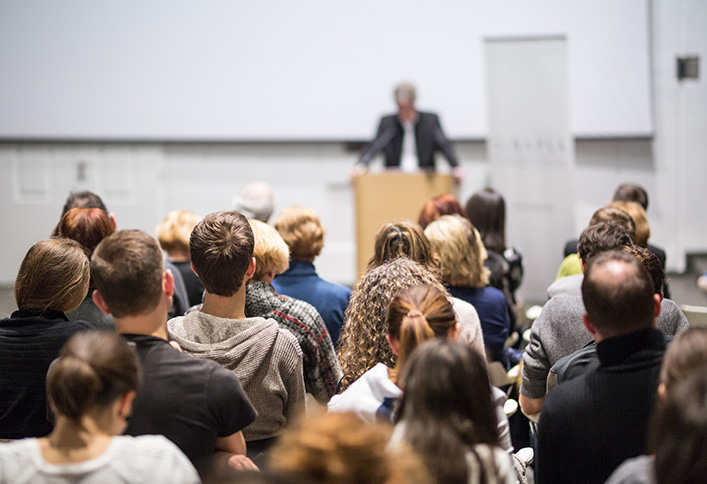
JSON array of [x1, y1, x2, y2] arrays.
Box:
[[329, 284, 459, 423], [0, 331, 200, 483], [394, 339, 516, 484], [0, 238, 93, 439]]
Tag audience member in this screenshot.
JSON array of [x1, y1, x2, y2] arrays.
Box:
[[605, 328, 707, 484], [269, 412, 431, 484], [245, 219, 341, 403], [168, 211, 305, 456], [536, 251, 667, 484], [466, 187, 524, 329], [425, 215, 519, 368], [329, 285, 459, 423], [91, 230, 256, 475], [521, 226, 687, 417], [0, 331, 200, 484], [0, 238, 92, 439], [232, 181, 275, 223], [417, 194, 466, 229], [55, 190, 190, 318], [613, 182, 649, 210], [394, 339, 517, 484], [57, 207, 116, 329], [365, 221, 485, 360], [156, 210, 205, 308], [272, 205, 352, 347]]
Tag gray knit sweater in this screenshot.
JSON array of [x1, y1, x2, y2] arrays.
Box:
[[521, 295, 689, 399], [168, 312, 305, 442]]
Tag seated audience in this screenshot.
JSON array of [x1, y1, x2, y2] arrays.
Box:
[[424, 215, 519, 368], [329, 285, 459, 423], [168, 211, 305, 456], [394, 339, 517, 484], [272, 205, 351, 347], [57, 207, 116, 329], [232, 181, 275, 223], [0, 238, 92, 439], [366, 221, 485, 360], [246, 219, 341, 403], [536, 251, 667, 484], [268, 412, 431, 484], [466, 188, 524, 330], [91, 230, 256, 476], [0, 331, 200, 484], [55, 190, 190, 318], [520, 225, 688, 417], [156, 210, 205, 308], [605, 327, 707, 484]]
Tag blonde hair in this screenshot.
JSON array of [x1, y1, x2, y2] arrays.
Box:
[[337, 258, 449, 392], [424, 215, 490, 287], [610, 201, 651, 247], [274, 205, 324, 262], [155, 210, 201, 254], [249, 219, 290, 281], [270, 412, 430, 484]]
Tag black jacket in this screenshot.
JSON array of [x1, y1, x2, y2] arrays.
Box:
[[358, 112, 458, 169]]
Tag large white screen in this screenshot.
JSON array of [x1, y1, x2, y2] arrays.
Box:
[[0, 0, 652, 140]]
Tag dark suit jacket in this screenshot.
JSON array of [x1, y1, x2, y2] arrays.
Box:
[[358, 112, 458, 169]]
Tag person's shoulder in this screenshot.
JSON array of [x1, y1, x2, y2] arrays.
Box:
[[110, 435, 199, 483], [482, 285, 508, 304], [274, 325, 304, 356]]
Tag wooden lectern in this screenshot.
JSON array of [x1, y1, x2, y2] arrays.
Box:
[[353, 172, 455, 277]]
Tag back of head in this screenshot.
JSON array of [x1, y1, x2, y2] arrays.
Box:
[[387, 285, 457, 383], [582, 250, 655, 337], [577, 222, 633, 264], [189, 211, 254, 297], [418, 194, 466, 230], [48, 331, 140, 422], [424, 215, 489, 288], [650, 370, 707, 484], [465, 188, 506, 254], [155, 210, 201, 255], [274, 205, 324, 262], [15, 238, 90, 313], [232, 182, 274, 223], [91, 230, 164, 318], [622, 244, 664, 295], [588, 206, 636, 240], [62, 190, 108, 215], [337, 258, 448, 391], [57, 208, 116, 257], [368, 221, 438, 272], [610, 201, 651, 247], [613, 183, 649, 211], [249, 219, 290, 282], [270, 412, 429, 484], [398, 339, 499, 484], [659, 328, 707, 394]]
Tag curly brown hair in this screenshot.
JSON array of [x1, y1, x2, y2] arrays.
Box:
[[337, 258, 449, 392]]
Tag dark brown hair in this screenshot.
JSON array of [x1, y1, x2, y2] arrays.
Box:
[[577, 222, 633, 264], [465, 188, 506, 254], [386, 285, 456, 383], [397, 339, 500, 484], [588, 206, 636, 239], [613, 183, 649, 211], [57, 208, 116, 257], [622, 244, 663, 295], [418, 194, 466, 230], [48, 331, 140, 421], [91, 230, 164, 318], [582, 250, 655, 336], [190, 211, 254, 297], [367, 221, 439, 274], [659, 328, 707, 393], [15, 238, 90, 313]]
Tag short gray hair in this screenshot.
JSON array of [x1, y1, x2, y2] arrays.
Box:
[[394, 82, 417, 103]]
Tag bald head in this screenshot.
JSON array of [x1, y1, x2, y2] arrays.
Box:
[[582, 250, 656, 338]]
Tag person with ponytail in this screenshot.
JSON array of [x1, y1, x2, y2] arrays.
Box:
[[0, 331, 200, 483], [0, 238, 93, 439], [393, 339, 517, 484], [328, 285, 459, 423]]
